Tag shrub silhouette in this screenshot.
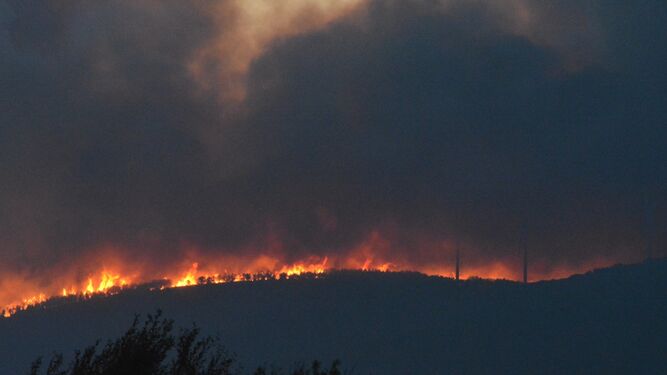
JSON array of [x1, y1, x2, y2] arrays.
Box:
[[28, 311, 342, 375]]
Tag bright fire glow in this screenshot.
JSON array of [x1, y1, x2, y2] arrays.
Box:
[[0, 254, 390, 317], [0, 248, 622, 318]]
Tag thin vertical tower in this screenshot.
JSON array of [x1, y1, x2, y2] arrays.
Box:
[[523, 244, 528, 284], [455, 242, 460, 281]]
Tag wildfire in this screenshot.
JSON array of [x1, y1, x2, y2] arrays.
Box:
[[84, 272, 129, 295], [0, 250, 620, 318], [1, 270, 133, 318], [0, 255, 400, 318], [170, 257, 330, 289], [362, 258, 394, 272], [276, 257, 328, 277], [174, 263, 200, 287]]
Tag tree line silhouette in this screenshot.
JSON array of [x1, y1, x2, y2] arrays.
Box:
[[3, 272, 329, 318]]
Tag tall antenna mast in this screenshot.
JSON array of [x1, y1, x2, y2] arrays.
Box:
[[522, 243, 528, 284], [455, 241, 460, 281]]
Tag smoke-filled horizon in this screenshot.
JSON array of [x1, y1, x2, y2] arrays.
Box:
[[1, 0, 666, 294]]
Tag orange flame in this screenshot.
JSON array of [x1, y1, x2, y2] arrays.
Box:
[[1, 270, 135, 317], [174, 263, 200, 287], [0, 252, 417, 317], [0, 244, 627, 318]]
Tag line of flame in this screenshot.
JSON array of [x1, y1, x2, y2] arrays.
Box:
[[1, 256, 391, 318]]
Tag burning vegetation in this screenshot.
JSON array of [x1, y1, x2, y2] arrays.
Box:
[[0, 255, 409, 318], [1, 248, 616, 318]]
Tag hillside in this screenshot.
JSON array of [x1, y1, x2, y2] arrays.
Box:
[[1, 260, 666, 374]]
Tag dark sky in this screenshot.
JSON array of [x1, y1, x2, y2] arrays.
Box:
[[0, 0, 665, 280]]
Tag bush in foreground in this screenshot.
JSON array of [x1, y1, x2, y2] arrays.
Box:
[[28, 311, 341, 375]]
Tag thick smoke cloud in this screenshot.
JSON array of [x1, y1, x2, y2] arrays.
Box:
[[239, 0, 667, 269], [0, 0, 665, 278]]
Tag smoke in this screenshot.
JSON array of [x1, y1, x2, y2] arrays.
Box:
[[0, 0, 666, 284]]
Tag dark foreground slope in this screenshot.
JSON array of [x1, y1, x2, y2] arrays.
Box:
[[1, 260, 666, 374]]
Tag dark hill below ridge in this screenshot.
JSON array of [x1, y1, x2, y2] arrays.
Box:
[[1, 260, 666, 374]]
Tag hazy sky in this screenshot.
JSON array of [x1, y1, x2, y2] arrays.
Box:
[[1, 0, 665, 281]]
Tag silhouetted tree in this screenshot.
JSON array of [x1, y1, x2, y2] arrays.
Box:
[[28, 311, 235, 375], [28, 312, 343, 375]]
